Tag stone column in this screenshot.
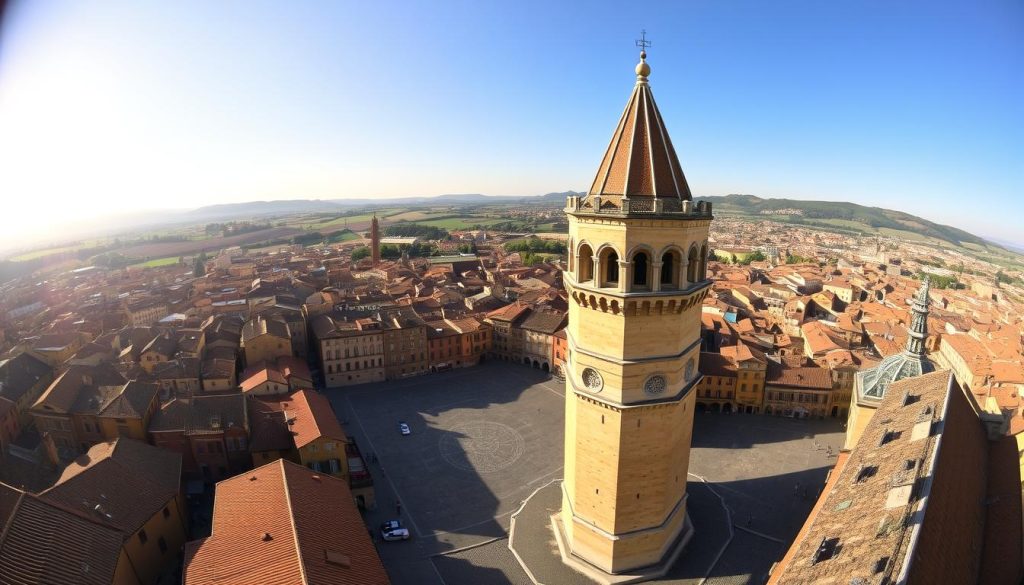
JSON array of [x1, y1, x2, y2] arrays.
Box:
[[592, 257, 601, 286], [618, 260, 630, 293], [680, 259, 690, 288], [651, 261, 663, 292]]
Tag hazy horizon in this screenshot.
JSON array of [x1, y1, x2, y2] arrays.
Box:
[[5, 189, 1022, 256], [1, 1, 1020, 245]]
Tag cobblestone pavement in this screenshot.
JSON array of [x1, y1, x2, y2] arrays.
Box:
[[327, 362, 845, 585]]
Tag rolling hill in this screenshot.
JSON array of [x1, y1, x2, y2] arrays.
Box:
[[695, 194, 991, 248]]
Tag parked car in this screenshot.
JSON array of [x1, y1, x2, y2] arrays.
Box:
[[398, 422, 411, 436], [381, 520, 410, 541]]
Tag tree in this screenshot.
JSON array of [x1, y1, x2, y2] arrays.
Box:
[[351, 246, 371, 261], [193, 256, 206, 277], [737, 250, 766, 265]]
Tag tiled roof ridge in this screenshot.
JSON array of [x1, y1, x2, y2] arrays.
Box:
[[279, 460, 310, 585], [0, 487, 26, 545]]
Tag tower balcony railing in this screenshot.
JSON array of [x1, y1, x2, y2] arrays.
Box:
[[565, 195, 713, 217]]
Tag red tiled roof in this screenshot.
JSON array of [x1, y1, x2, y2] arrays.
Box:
[[277, 390, 346, 450], [0, 491, 126, 585], [765, 363, 832, 390], [183, 459, 389, 585], [41, 438, 181, 535]]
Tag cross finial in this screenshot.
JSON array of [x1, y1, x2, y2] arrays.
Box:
[[635, 30, 652, 52]]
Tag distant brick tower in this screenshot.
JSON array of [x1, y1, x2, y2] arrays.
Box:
[[370, 213, 381, 266], [556, 46, 712, 579]]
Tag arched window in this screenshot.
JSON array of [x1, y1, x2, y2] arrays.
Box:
[[699, 244, 708, 281], [578, 244, 594, 283], [633, 252, 649, 288], [605, 251, 619, 285], [661, 250, 678, 288], [687, 246, 699, 283]]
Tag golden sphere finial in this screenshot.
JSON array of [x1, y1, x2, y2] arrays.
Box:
[[635, 51, 650, 78]]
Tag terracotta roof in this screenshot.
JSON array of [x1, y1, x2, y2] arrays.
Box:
[[141, 332, 177, 357], [242, 314, 291, 344], [801, 321, 844, 356], [247, 400, 294, 453], [0, 491, 125, 585], [518, 309, 567, 335], [586, 51, 692, 203], [485, 302, 530, 323], [240, 367, 288, 393], [699, 352, 735, 377], [765, 363, 832, 390], [0, 353, 51, 403], [202, 357, 236, 379], [98, 380, 158, 419], [32, 363, 126, 414], [149, 398, 191, 432], [41, 438, 181, 535], [979, 435, 1024, 584], [187, 394, 248, 435], [277, 390, 346, 450], [183, 459, 389, 585], [0, 482, 22, 529]]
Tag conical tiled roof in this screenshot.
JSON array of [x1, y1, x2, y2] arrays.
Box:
[[587, 51, 692, 207]]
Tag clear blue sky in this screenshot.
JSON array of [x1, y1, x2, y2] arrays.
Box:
[[0, 0, 1021, 244]]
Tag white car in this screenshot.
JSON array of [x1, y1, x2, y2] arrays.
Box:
[[381, 520, 410, 541], [398, 422, 411, 436]]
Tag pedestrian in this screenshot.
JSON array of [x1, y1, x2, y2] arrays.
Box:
[[396, 500, 402, 515], [746, 513, 752, 527]]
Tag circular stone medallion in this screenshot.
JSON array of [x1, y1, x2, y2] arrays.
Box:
[[581, 368, 604, 392], [644, 375, 667, 395], [439, 421, 526, 474]]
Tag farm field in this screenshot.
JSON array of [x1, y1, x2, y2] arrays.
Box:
[[414, 216, 510, 229], [113, 226, 305, 260], [9, 245, 82, 261], [131, 256, 183, 268]]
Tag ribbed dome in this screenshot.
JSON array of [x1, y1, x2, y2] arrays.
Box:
[[585, 52, 692, 209], [857, 277, 935, 401], [857, 353, 936, 400]]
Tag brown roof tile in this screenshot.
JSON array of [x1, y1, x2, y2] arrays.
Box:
[[183, 459, 389, 585], [41, 438, 181, 535], [0, 492, 125, 585]]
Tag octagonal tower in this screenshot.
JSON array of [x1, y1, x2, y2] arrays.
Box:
[[555, 49, 712, 578]]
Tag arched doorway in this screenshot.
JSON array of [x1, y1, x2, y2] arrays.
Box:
[[710, 403, 721, 413], [542, 363, 550, 372], [722, 403, 733, 414], [696, 402, 707, 413], [523, 357, 530, 366]]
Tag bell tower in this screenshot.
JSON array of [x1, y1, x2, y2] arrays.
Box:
[[555, 46, 713, 578]]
